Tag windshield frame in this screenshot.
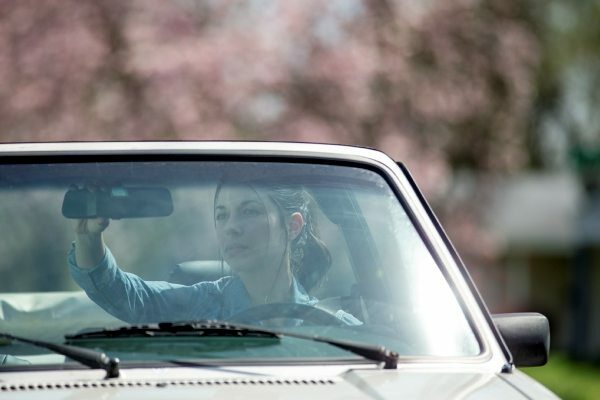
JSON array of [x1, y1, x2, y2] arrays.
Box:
[[0, 141, 505, 370]]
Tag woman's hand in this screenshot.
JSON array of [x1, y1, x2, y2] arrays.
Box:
[[75, 217, 110, 235], [73, 218, 110, 269]]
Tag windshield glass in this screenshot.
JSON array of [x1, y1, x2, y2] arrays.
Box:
[[0, 160, 479, 367]]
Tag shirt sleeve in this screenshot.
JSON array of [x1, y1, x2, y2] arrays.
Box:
[[68, 243, 221, 324]]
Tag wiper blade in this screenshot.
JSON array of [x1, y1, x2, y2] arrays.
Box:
[[67, 321, 280, 340], [275, 330, 398, 369], [68, 321, 398, 369], [0, 331, 119, 378]]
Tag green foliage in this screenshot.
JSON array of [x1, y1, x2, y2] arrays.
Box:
[[530, 0, 600, 168], [523, 353, 600, 400]]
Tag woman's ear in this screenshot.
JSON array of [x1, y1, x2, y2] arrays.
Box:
[[288, 212, 305, 240]]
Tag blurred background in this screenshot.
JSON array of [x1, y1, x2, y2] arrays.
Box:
[[0, 0, 599, 397]]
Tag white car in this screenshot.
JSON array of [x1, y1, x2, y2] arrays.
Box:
[[0, 142, 556, 399]]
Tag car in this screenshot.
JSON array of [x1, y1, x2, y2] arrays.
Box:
[[0, 141, 557, 399]]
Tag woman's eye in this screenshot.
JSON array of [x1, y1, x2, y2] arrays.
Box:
[[243, 208, 260, 216], [215, 213, 227, 222]]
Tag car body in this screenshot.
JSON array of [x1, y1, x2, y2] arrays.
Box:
[[0, 141, 557, 399]]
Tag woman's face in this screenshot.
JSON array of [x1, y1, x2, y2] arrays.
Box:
[[214, 185, 287, 274]]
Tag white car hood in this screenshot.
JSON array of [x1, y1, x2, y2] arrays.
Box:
[[0, 365, 557, 399]]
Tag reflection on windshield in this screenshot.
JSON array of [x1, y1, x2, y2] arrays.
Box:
[[0, 161, 480, 366]]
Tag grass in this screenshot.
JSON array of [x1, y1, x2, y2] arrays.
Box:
[[522, 353, 600, 400]]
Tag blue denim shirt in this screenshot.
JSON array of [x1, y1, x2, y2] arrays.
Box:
[[68, 244, 360, 326]]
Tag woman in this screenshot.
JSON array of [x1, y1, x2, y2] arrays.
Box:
[[68, 178, 360, 326]]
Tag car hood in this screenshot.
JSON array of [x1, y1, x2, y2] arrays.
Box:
[[0, 365, 557, 399]]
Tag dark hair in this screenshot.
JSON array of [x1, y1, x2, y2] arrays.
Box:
[[214, 178, 331, 292], [267, 187, 331, 291]]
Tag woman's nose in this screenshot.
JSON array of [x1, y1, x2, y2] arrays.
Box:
[[224, 217, 243, 235]]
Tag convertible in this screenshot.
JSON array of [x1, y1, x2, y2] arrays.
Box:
[[0, 142, 556, 398]]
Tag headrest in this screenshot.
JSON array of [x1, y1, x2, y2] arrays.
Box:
[[168, 260, 231, 285]]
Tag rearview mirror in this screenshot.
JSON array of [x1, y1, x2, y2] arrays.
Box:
[[62, 187, 173, 219]]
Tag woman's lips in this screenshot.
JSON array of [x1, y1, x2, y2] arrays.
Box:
[[224, 244, 247, 257]]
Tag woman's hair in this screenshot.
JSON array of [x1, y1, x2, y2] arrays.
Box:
[[214, 177, 331, 292], [267, 187, 331, 291]]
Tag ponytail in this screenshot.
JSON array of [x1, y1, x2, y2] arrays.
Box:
[[268, 188, 331, 292]]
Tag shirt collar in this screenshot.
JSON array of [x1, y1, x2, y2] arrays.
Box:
[[224, 275, 317, 311]]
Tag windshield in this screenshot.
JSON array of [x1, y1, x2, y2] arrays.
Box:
[[0, 159, 480, 367]]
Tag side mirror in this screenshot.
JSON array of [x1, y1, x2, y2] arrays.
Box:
[[493, 313, 550, 367], [62, 187, 173, 219]]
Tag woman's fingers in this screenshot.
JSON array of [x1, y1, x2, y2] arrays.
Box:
[[70, 185, 110, 235], [75, 218, 109, 234]]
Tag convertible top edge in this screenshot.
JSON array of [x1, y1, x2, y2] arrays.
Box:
[[0, 141, 385, 161]]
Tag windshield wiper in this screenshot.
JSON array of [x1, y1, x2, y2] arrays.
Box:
[[67, 321, 281, 340], [0, 331, 120, 379], [67, 321, 398, 369], [288, 332, 398, 369]]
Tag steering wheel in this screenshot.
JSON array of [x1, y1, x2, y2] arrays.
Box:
[[227, 302, 346, 326]]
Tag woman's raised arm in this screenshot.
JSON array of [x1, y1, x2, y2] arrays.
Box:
[[73, 218, 109, 269]]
